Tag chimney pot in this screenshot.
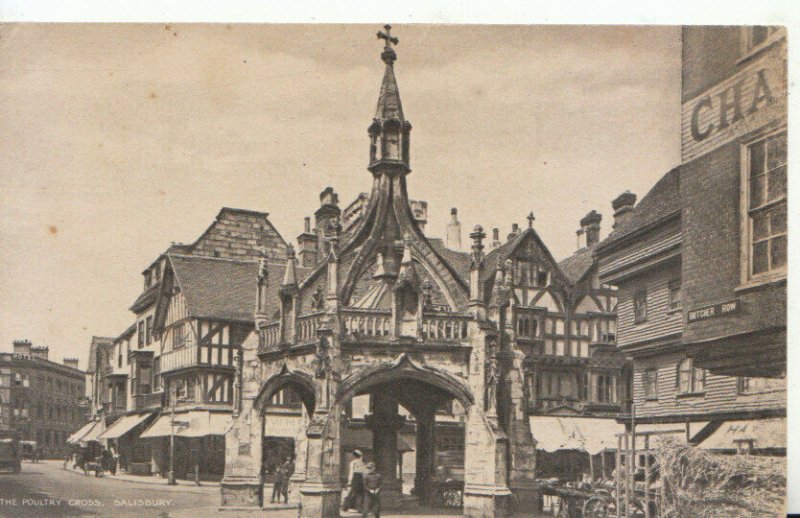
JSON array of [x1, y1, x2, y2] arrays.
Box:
[[612, 191, 637, 229], [446, 207, 462, 250]]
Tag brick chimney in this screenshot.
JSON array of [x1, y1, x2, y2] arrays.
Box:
[[579, 210, 602, 249], [297, 216, 318, 268], [491, 228, 501, 249], [507, 223, 520, 242], [12, 339, 32, 357], [31, 346, 49, 361], [612, 191, 637, 229], [446, 208, 462, 250], [63, 358, 80, 370]]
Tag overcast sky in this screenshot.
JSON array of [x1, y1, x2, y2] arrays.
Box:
[[0, 24, 681, 368]]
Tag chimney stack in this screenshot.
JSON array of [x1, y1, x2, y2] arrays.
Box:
[[297, 216, 318, 268], [579, 210, 602, 248], [446, 208, 462, 250], [12, 339, 32, 358], [31, 345, 49, 361], [63, 358, 80, 370], [507, 223, 520, 242], [491, 228, 501, 249], [612, 191, 637, 229]]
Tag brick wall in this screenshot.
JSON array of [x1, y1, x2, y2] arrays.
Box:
[[680, 142, 786, 344], [191, 210, 286, 262], [682, 26, 742, 102]]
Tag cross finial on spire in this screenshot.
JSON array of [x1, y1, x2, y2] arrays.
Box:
[[377, 24, 399, 65], [527, 212, 536, 228]]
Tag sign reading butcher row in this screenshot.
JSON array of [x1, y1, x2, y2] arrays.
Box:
[[687, 299, 740, 323], [681, 47, 787, 163]]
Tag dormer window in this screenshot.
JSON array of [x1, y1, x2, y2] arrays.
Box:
[[143, 271, 152, 289]]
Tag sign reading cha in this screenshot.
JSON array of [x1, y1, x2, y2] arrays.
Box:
[[681, 50, 786, 162]]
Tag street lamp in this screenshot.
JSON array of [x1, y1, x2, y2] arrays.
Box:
[[167, 384, 187, 486]]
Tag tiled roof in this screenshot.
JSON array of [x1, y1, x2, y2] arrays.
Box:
[[428, 238, 472, 284], [558, 246, 596, 284], [129, 283, 160, 313], [600, 167, 681, 248], [167, 254, 309, 323], [115, 323, 137, 342]]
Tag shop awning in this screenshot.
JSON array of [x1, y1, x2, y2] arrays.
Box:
[[264, 413, 302, 438], [698, 418, 786, 451], [79, 420, 106, 445], [341, 428, 415, 453], [67, 421, 99, 445], [97, 413, 154, 441], [139, 411, 232, 439], [529, 416, 624, 455]]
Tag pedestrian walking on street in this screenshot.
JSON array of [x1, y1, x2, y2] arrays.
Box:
[[342, 449, 367, 512], [280, 457, 294, 503], [362, 462, 382, 518]]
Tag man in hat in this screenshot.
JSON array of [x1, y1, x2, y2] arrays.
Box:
[[342, 449, 367, 512], [362, 462, 382, 518]]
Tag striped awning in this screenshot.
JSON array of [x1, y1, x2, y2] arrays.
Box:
[[67, 421, 99, 445], [97, 413, 154, 440], [140, 411, 232, 439]]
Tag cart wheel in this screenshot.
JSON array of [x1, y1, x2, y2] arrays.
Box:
[[583, 497, 609, 518]]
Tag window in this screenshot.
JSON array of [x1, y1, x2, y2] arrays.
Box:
[[643, 369, 658, 399], [677, 358, 705, 394], [153, 357, 161, 391], [738, 376, 784, 395], [172, 323, 187, 349], [743, 26, 781, 54], [596, 374, 615, 403], [745, 132, 787, 280], [537, 270, 549, 287], [144, 271, 152, 289], [138, 321, 145, 348], [668, 280, 682, 311], [145, 316, 153, 345], [633, 287, 648, 323]]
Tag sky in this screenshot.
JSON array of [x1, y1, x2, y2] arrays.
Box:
[[0, 24, 682, 369]]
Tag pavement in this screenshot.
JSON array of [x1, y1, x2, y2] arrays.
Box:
[[0, 460, 544, 517]]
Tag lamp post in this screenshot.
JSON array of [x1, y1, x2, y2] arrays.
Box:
[[167, 384, 185, 486]]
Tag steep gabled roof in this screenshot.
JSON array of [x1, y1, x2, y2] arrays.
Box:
[[162, 254, 310, 324], [169, 255, 260, 323], [558, 246, 596, 284], [428, 238, 471, 284], [599, 167, 682, 250]]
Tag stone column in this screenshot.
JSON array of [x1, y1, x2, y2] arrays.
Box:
[[413, 404, 437, 502], [505, 349, 538, 511], [299, 409, 341, 517], [366, 392, 405, 498], [220, 402, 264, 508], [288, 404, 310, 503]]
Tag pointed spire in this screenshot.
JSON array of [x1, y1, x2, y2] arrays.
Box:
[[282, 245, 298, 288], [375, 24, 403, 121]]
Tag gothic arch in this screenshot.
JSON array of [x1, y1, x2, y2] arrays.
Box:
[[254, 365, 316, 416], [335, 354, 474, 410]]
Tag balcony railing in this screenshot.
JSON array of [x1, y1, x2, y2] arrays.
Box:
[[133, 391, 164, 411], [421, 314, 469, 341], [262, 322, 281, 349], [297, 312, 324, 344], [342, 309, 392, 338], [159, 344, 198, 373]]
